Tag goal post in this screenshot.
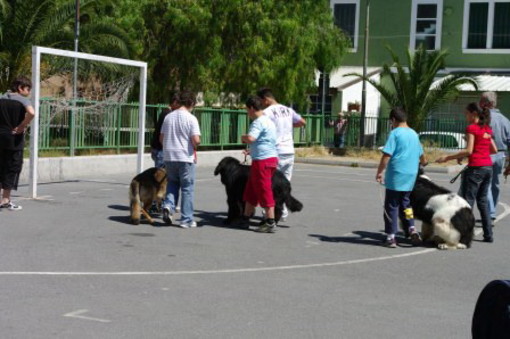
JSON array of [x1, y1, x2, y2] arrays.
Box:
[[30, 46, 148, 198]]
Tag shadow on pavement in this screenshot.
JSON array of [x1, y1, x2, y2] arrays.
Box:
[[194, 209, 256, 231], [108, 204, 130, 211], [309, 230, 417, 248]]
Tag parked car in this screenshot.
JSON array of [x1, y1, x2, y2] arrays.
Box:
[[418, 131, 466, 150]]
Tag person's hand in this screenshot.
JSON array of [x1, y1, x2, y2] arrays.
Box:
[[436, 156, 448, 164], [376, 172, 384, 184], [12, 125, 25, 135]]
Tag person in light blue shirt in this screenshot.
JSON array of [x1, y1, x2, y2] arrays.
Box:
[[376, 107, 426, 248], [247, 112, 278, 161], [240, 96, 279, 233]]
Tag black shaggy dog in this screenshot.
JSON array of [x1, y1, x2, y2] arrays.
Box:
[[214, 156, 303, 225], [410, 169, 475, 249]]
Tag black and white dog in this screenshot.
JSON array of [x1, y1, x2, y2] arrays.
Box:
[[410, 168, 475, 250], [214, 156, 303, 225]]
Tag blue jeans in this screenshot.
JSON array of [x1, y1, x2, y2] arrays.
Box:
[[383, 189, 415, 236], [151, 149, 165, 168], [334, 134, 345, 148], [163, 161, 195, 223], [487, 153, 506, 218], [461, 166, 493, 239]]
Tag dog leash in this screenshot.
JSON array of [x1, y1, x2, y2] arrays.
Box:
[[243, 146, 249, 164], [450, 165, 467, 184]]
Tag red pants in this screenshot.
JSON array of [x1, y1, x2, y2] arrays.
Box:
[[243, 157, 278, 208]]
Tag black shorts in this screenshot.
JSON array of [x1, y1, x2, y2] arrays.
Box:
[[0, 148, 23, 190]]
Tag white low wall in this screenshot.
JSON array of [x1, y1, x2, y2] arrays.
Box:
[[19, 150, 245, 184]]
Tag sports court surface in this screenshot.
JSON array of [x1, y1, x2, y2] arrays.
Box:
[[1, 163, 509, 338]]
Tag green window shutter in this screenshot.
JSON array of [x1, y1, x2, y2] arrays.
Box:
[[493, 2, 510, 48], [333, 4, 356, 48], [467, 2, 488, 49]]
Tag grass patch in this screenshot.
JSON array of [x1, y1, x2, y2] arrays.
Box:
[[295, 145, 330, 158], [296, 145, 452, 166]]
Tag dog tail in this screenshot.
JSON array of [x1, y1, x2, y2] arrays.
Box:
[[285, 194, 303, 212], [129, 179, 141, 225]]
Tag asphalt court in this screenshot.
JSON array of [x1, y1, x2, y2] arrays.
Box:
[[1, 163, 509, 338]]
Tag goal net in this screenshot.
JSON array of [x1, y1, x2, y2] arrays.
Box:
[[30, 46, 147, 198]]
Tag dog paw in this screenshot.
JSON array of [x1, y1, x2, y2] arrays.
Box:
[[456, 243, 467, 249], [131, 218, 140, 225], [437, 243, 449, 250]]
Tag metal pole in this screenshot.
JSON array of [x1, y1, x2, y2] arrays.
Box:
[[360, 0, 370, 147], [321, 71, 327, 146], [30, 47, 41, 198], [137, 65, 147, 173], [71, 0, 80, 156]]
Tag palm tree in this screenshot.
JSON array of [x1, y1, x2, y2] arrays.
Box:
[[348, 45, 478, 131], [0, 0, 133, 91]]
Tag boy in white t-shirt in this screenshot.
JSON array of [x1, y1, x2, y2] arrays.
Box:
[[257, 88, 306, 220]]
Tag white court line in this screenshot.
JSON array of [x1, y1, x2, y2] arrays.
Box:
[[0, 249, 436, 276], [0, 204, 507, 277], [16, 195, 53, 201], [63, 309, 111, 323]]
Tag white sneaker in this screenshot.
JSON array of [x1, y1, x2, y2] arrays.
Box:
[[179, 221, 197, 228], [0, 201, 22, 211], [162, 207, 173, 225]]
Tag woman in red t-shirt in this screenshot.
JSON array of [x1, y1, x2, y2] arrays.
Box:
[[437, 103, 497, 242]]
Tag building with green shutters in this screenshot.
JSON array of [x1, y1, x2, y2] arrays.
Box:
[[327, 0, 510, 119]]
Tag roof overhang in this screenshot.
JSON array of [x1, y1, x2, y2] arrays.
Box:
[[318, 67, 382, 90], [432, 74, 510, 92]]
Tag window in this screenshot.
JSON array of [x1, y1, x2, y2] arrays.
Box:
[[463, 0, 510, 52], [410, 0, 443, 50], [309, 94, 332, 115], [331, 0, 360, 51]]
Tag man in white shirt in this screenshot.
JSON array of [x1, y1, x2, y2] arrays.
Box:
[[257, 88, 306, 220], [160, 91, 201, 228]]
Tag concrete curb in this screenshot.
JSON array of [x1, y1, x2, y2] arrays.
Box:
[[19, 151, 464, 185], [19, 150, 246, 184], [295, 157, 464, 175]]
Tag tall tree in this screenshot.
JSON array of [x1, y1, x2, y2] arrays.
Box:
[[142, 0, 348, 108], [0, 0, 133, 91], [348, 45, 478, 130]]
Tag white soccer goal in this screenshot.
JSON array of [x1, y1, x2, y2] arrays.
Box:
[[30, 46, 148, 198]]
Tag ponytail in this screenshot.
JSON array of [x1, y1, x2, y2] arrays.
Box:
[[466, 102, 491, 127], [479, 108, 491, 127]]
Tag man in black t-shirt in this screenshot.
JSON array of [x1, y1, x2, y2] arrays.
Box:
[[0, 76, 34, 211]]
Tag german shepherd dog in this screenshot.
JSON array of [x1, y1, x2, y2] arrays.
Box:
[[214, 156, 303, 225], [129, 167, 167, 225]]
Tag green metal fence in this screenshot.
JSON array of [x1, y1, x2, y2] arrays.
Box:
[[335, 116, 467, 149], [37, 100, 467, 154]]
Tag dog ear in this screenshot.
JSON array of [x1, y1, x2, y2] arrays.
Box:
[[214, 163, 223, 176]]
